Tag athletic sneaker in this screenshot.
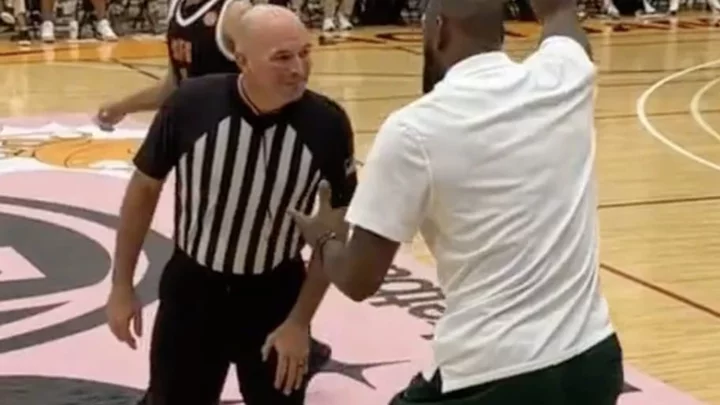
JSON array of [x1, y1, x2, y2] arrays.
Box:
[[322, 17, 335, 32], [40, 20, 54, 43], [11, 29, 31, 46], [0, 10, 14, 25], [337, 13, 353, 30], [96, 18, 118, 41]]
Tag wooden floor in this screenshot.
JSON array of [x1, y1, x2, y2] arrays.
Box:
[[2, 14, 720, 404]]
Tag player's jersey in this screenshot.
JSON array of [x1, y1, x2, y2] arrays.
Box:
[[166, 0, 239, 83]]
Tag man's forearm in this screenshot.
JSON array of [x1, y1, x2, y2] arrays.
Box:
[[286, 253, 331, 325], [112, 186, 161, 288], [113, 72, 177, 115], [318, 239, 375, 302]]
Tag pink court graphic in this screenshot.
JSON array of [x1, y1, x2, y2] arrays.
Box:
[[0, 116, 709, 405]]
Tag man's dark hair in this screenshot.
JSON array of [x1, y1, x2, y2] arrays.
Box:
[[425, 0, 505, 51]]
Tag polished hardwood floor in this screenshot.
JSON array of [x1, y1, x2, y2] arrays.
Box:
[[1, 13, 720, 404]]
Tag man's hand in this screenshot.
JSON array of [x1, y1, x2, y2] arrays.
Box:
[[261, 319, 310, 395], [95, 102, 127, 131], [105, 283, 143, 349], [287, 180, 349, 247]]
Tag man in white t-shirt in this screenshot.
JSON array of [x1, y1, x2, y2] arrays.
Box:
[[288, 0, 623, 403]]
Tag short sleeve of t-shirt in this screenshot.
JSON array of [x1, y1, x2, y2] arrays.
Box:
[[345, 112, 430, 243], [132, 89, 181, 180], [523, 36, 596, 82], [325, 103, 357, 209]]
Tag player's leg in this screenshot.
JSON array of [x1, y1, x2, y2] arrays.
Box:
[[141, 253, 231, 405], [87, 0, 117, 41], [38, 0, 54, 42], [231, 260, 308, 405], [9, 0, 30, 45], [335, 0, 354, 29], [388, 369, 564, 405], [390, 335, 622, 405], [561, 334, 624, 405], [320, 0, 337, 31]]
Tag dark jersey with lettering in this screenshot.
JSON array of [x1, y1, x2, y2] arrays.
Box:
[[166, 0, 239, 83]]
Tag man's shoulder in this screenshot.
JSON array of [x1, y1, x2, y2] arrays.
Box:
[[383, 93, 438, 134], [175, 73, 237, 99], [525, 36, 595, 74]]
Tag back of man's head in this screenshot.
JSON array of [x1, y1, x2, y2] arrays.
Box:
[[424, 0, 505, 50], [421, 0, 505, 93]]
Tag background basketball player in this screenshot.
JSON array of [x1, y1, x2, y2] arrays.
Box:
[[95, 0, 248, 126], [96, 0, 333, 386]]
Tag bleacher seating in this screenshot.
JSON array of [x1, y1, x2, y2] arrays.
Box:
[[2, 0, 716, 41]]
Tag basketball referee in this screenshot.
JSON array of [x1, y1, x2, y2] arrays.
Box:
[[105, 6, 357, 405], [290, 0, 623, 404], [98, 0, 335, 386]]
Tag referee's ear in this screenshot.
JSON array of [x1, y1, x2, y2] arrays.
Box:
[[235, 52, 249, 70]]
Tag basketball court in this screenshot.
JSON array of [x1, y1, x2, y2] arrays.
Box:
[[0, 14, 719, 405]]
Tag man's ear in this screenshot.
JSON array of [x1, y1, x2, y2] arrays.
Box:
[[235, 52, 248, 70], [435, 15, 448, 52]]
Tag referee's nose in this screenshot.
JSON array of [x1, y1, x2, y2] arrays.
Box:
[[287, 54, 310, 82]]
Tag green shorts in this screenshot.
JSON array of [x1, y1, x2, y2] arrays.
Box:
[[390, 334, 623, 405]]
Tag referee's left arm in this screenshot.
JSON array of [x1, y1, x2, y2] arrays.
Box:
[[314, 111, 430, 302], [285, 101, 358, 326]]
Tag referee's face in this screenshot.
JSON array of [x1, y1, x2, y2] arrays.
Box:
[[252, 26, 312, 103]]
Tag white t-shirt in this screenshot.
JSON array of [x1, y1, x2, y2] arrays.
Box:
[[345, 36, 614, 393]]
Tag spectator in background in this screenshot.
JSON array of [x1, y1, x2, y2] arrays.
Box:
[[668, 0, 720, 14], [1, 0, 13, 24], [39, 0, 117, 42], [321, 0, 354, 32], [10, 0, 30, 45]]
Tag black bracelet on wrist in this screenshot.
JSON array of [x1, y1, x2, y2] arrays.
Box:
[[315, 230, 338, 263]]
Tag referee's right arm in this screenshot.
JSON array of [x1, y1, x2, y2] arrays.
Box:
[[112, 91, 182, 288]]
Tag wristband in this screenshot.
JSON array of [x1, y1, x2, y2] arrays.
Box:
[[315, 230, 337, 263]]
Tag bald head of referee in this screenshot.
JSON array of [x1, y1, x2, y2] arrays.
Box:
[[421, 0, 505, 93], [227, 4, 311, 111]]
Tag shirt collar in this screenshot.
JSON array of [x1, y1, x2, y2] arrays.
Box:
[[444, 51, 513, 80]]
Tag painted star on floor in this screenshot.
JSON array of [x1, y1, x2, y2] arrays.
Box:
[[318, 356, 411, 389], [622, 381, 641, 394], [217, 356, 409, 404]]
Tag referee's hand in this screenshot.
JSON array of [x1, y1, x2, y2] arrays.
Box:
[[288, 180, 349, 247], [261, 319, 310, 396], [105, 284, 143, 350]]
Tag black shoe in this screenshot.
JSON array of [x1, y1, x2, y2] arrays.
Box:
[[11, 30, 31, 46], [307, 338, 331, 380]]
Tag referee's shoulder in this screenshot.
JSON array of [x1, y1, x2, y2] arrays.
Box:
[[300, 89, 349, 121], [171, 73, 237, 104]]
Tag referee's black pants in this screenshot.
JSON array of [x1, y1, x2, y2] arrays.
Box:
[[141, 249, 307, 405], [390, 334, 623, 405]]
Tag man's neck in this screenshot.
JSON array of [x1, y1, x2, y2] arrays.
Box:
[[444, 42, 503, 71], [238, 75, 283, 115]]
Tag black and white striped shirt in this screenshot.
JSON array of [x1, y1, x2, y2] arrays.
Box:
[[133, 74, 357, 275]]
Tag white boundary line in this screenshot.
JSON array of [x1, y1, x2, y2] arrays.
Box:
[[690, 76, 720, 143], [636, 58, 720, 172]]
